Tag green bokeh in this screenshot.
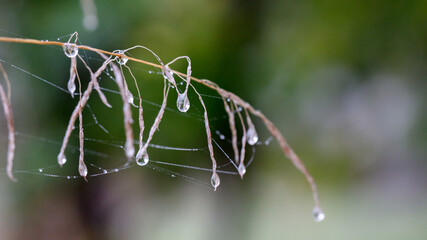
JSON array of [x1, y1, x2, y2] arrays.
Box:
[[0, 0, 426, 239]]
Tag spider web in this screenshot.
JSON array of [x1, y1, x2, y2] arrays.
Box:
[[0, 32, 273, 190]]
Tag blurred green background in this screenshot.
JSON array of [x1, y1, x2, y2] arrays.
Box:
[[0, 0, 426, 239]]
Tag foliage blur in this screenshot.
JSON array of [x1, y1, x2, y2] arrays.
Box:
[[0, 0, 426, 239]]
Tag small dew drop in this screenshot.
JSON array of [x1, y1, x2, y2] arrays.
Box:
[[66, 176, 71, 180], [238, 163, 246, 177], [136, 150, 149, 166], [63, 43, 78, 58], [115, 50, 128, 65], [171, 174, 176, 178], [211, 172, 220, 191], [114, 168, 119, 172], [226, 98, 231, 102], [126, 89, 134, 106], [177, 92, 190, 113], [313, 206, 325, 222], [57, 154, 67, 166], [246, 124, 259, 145], [68, 80, 76, 96], [103, 169, 108, 174], [38, 168, 43, 173], [79, 161, 88, 178]]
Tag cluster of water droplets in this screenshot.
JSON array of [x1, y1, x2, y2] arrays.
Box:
[[63, 43, 79, 58]]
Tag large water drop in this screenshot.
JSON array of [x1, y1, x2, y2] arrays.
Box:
[[63, 43, 78, 58], [136, 151, 149, 166], [177, 92, 190, 113]]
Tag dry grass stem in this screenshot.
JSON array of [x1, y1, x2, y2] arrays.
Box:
[[190, 85, 219, 189], [108, 59, 135, 160], [0, 36, 322, 212], [222, 97, 239, 164], [136, 77, 170, 162], [235, 102, 247, 178], [0, 63, 16, 181]]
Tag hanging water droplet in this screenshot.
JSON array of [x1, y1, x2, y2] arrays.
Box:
[[312, 206, 325, 222], [177, 92, 190, 113], [246, 123, 259, 145], [136, 151, 149, 166], [38, 168, 43, 173], [163, 66, 175, 85], [211, 172, 220, 191], [114, 168, 119, 172], [126, 89, 134, 106], [103, 169, 108, 174], [66, 176, 71, 180], [68, 81, 76, 96], [115, 50, 128, 65], [238, 163, 246, 177], [57, 154, 67, 166], [63, 43, 78, 58], [79, 161, 88, 178]]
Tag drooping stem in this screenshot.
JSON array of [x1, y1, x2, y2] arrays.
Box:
[[0, 36, 321, 209], [0, 63, 16, 181]]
